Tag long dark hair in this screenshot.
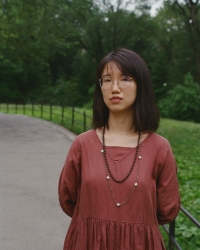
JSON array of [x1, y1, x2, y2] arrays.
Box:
[[92, 48, 160, 132]]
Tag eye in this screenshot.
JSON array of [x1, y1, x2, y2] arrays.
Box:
[[121, 75, 131, 81], [103, 77, 111, 82]]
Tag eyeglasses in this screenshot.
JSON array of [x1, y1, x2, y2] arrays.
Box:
[[99, 75, 132, 89]]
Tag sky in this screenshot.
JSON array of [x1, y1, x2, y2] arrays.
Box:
[[107, 0, 165, 16], [150, 0, 164, 16]]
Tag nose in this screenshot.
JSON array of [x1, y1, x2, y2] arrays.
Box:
[[111, 79, 120, 91]]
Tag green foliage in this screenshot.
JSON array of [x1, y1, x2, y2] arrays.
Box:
[[168, 0, 200, 83], [0, 0, 80, 102], [158, 73, 200, 122], [157, 118, 200, 249], [157, 118, 200, 218], [175, 214, 200, 249], [0, 58, 24, 101], [150, 53, 168, 100], [71, 53, 97, 106], [0, 0, 200, 114], [83, 85, 95, 108], [153, 0, 200, 86], [40, 78, 79, 106]]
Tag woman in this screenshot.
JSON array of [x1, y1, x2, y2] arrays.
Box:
[[58, 48, 180, 250]]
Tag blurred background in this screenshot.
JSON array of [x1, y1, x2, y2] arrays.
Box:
[[0, 0, 200, 122]]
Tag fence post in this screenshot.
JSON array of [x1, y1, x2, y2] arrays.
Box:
[[61, 105, 64, 123], [32, 102, 34, 116], [23, 103, 25, 114], [72, 107, 74, 126], [169, 220, 175, 250], [83, 111, 86, 132], [50, 103, 52, 121], [41, 104, 43, 118]]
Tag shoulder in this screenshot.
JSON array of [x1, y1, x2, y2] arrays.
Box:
[[144, 133, 173, 157], [145, 133, 176, 171], [71, 129, 98, 148], [66, 130, 98, 160], [74, 129, 96, 142], [147, 133, 171, 148]]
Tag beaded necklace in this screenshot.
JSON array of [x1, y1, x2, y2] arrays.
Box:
[[101, 127, 142, 207]]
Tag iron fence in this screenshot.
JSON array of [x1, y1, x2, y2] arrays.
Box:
[[162, 206, 200, 249], [0, 103, 92, 133]]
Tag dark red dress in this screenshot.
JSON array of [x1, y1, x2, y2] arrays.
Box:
[[59, 130, 180, 250]]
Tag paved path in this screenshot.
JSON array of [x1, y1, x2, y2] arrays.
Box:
[[0, 114, 76, 250]]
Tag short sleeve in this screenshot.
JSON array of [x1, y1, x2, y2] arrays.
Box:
[[58, 138, 81, 217], [156, 144, 180, 225]]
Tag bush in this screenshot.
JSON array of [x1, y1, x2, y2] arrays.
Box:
[[158, 72, 200, 122], [39, 78, 79, 106]]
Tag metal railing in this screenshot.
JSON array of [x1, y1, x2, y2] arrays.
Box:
[[0, 103, 92, 133], [162, 206, 200, 249]]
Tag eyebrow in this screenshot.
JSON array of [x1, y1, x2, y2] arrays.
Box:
[[101, 73, 126, 78], [102, 74, 111, 77]]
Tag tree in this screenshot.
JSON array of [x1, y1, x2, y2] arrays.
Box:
[[158, 72, 200, 122], [0, 0, 80, 102], [60, 0, 162, 105], [2, 0, 199, 109], [169, 0, 200, 83]]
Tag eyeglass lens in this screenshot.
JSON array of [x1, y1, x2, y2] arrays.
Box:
[[100, 75, 131, 89]]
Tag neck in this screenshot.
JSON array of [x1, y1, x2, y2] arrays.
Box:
[[107, 111, 135, 134]]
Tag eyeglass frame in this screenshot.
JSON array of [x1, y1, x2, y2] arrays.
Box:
[[98, 75, 133, 90]]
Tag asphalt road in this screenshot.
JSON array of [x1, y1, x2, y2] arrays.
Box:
[[0, 113, 76, 250]]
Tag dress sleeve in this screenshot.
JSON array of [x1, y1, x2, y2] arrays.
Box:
[[58, 138, 81, 217], [156, 144, 180, 225]]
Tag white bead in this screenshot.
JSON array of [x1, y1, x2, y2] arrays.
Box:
[[134, 182, 138, 186], [117, 203, 121, 207], [106, 176, 110, 180], [101, 149, 104, 153], [138, 156, 142, 159]]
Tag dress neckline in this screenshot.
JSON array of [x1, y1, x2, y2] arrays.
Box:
[[94, 129, 152, 149]]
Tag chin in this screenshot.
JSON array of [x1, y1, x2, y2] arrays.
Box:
[[108, 105, 134, 114], [109, 107, 128, 113]]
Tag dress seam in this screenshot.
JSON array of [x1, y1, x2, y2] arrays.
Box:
[[71, 217, 158, 228]]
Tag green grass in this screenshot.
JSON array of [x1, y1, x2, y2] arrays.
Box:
[[157, 119, 200, 249], [1, 104, 200, 249], [158, 119, 200, 212]]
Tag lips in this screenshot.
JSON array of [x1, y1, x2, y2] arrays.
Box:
[[110, 96, 122, 100], [110, 96, 122, 103]]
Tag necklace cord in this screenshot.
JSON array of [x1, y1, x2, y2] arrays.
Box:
[[102, 127, 141, 183]]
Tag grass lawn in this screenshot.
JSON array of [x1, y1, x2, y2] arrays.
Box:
[[0, 104, 200, 249], [157, 119, 200, 249]]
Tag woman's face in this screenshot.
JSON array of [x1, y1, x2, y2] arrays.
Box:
[[101, 62, 137, 114]]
